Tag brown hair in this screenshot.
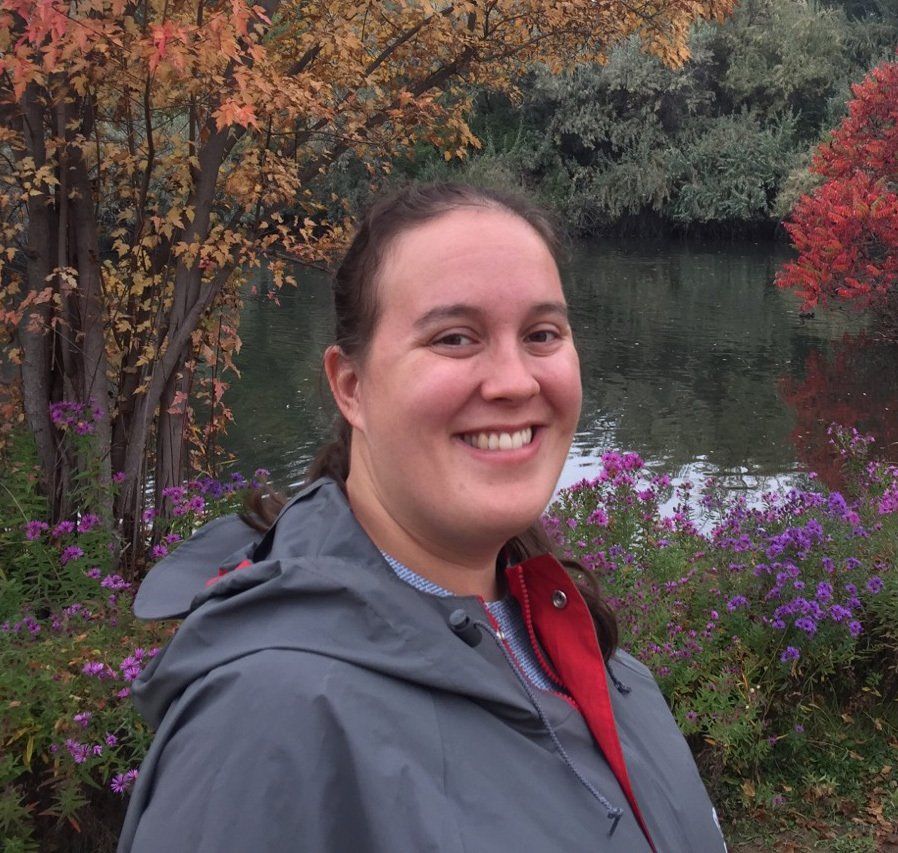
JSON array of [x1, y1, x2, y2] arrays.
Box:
[[244, 182, 617, 657]]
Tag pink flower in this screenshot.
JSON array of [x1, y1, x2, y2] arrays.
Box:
[[24, 520, 48, 540], [77, 513, 100, 533], [60, 545, 85, 565], [51, 520, 76, 537], [110, 768, 138, 794]]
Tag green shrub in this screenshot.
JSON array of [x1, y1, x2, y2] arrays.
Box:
[[0, 457, 260, 850]]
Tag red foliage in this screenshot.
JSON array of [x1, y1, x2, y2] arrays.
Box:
[[778, 52, 898, 311], [779, 332, 898, 489]]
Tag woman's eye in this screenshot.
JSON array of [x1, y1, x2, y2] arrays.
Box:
[[527, 328, 561, 344], [433, 332, 475, 347]]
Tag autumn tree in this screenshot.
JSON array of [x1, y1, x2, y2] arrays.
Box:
[[777, 51, 898, 316], [0, 0, 733, 562]]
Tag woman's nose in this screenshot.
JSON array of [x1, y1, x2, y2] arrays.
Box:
[[480, 344, 540, 401]]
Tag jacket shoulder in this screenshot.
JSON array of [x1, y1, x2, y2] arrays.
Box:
[[610, 648, 656, 683]]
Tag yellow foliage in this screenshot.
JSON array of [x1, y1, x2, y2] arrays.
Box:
[[0, 0, 733, 489]]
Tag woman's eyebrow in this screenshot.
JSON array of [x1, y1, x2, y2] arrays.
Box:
[[413, 301, 569, 328]]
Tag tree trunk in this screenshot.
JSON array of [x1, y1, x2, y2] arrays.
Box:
[[154, 355, 193, 514], [17, 84, 58, 501], [69, 100, 113, 519]]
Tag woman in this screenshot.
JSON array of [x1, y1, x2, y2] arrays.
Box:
[[119, 183, 727, 852]]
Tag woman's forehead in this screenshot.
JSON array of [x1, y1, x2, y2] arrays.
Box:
[[376, 208, 562, 316]]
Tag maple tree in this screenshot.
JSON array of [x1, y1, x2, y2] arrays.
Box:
[[0, 0, 733, 561], [777, 51, 898, 313]]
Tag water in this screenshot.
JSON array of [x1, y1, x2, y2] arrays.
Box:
[[222, 238, 898, 496]]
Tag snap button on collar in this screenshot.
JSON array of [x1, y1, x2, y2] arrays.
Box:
[[552, 590, 568, 609]]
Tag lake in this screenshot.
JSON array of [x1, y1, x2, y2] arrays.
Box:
[[222, 238, 898, 498]]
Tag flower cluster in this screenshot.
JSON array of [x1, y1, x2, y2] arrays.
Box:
[[49, 399, 104, 435], [547, 424, 897, 802]]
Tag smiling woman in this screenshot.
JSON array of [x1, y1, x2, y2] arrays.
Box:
[[118, 184, 728, 853], [327, 204, 582, 599]]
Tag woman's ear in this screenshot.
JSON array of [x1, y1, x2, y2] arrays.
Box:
[[324, 345, 364, 430]]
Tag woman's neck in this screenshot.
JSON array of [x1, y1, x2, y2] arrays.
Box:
[[345, 475, 502, 601]]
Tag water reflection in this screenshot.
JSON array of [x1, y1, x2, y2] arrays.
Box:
[[779, 331, 898, 489], [222, 238, 891, 497]]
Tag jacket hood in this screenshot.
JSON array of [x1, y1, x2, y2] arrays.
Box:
[[132, 478, 539, 728]]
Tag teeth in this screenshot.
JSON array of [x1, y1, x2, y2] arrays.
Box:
[[462, 427, 534, 451]]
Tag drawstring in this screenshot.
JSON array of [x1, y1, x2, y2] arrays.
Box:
[[450, 610, 624, 838], [606, 662, 631, 695]]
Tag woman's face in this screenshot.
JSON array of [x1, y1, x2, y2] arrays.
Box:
[[334, 206, 582, 556]]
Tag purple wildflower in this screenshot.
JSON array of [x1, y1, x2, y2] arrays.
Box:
[[878, 485, 898, 515], [82, 661, 113, 679], [51, 520, 76, 537], [60, 545, 85, 565], [119, 655, 143, 681], [162, 486, 186, 502], [100, 574, 131, 591], [73, 711, 92, 728], [848, 620, 863, 638], [795, 616, 817, 635], [829, 604, 852, 623], [186, 495, 205, 513], [815, 582, 833, 602], [24, 520, 48, 540], [65, 739, 90, 764], [866, 576, 884, 594], [77, 513, 100, 533], [780, 646, 800, 662], [150, 544, 168, 560], [726, 595, 749, 612], [110, 769, 139, 794]]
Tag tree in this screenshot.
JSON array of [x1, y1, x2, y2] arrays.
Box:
[[777, 51, 898, 314], [0, 0, 733, 563]]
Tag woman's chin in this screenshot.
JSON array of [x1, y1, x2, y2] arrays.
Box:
[[454, 498, 550, 545]]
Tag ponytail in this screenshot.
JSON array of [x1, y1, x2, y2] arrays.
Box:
[[241, 415, 351, 531]]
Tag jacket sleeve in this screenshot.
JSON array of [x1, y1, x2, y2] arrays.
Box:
[[119, 649, 372, 853]]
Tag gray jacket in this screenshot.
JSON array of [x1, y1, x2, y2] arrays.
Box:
[[119, 478, 726, 852]]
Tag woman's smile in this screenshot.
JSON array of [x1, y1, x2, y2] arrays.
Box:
[[458, 426, 535, 451]]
